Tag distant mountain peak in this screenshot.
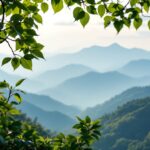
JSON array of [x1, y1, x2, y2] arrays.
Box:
[[108, 43, 124, 49]]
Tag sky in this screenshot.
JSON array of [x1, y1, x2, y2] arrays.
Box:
[[36, 7, 150, 55], [0, 6, 150, 57]]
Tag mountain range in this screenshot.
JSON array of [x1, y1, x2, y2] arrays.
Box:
[[82, 86, 150, 119], [33, 64, 92, 88], [94, 97, 150, 150], [0, 70, 45, 92], [1, 43, 150, 133], [34, 44, 150, 73], [41, 70, 150, 108], [17, 101, 75, 132], [22, 92, 81, 117], [119, 59, 150, 77]]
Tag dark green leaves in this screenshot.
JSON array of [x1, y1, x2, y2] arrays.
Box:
[[98, 5, 105, 17], [86, 0, 95, 5], [86, 5, 97, 14], [133, 18, 142, 30], [64, 0, 74, 6], [73, 7, 90, 27], [15, 79, 26, 87], [11, 58, 20, 70], [114, 20, 124, 33], [1, 57, 11, 66], [80, 12, 90, 27], [73, 116, 101, 146], [51, 0, 63, 13], [130, 0, 138, 7], [20, 58, 32, 70], [73, 7, 85, 21], [0, 81, 9, 89]]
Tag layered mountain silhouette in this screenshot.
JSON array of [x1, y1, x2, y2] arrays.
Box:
[[83, 86, 150, 119], [22, 93, 81, 117], [35, 44, 150, 73], [41, 71, 139, 108], [17, 101, 75, 132], [34, 64, 92, 88], [0, 70, 44, 92], [119, 59, 150, 77]]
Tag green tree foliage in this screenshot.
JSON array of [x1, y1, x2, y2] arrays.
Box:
[[0, 80, 101, 150], [0, 0, 150, 70], [94, 97, 150, 150]]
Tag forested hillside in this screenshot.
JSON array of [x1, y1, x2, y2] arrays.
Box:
[[94, 98, 150, 150], [83, 86, 150, 119]]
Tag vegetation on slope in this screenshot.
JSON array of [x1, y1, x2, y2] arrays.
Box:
[[94, 97, 150, 150], [0, 80, 101, 150]]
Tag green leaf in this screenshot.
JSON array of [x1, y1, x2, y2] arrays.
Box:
[[33, 0, 43, 3], [133, 18, 142, 30], [31, 43, 44, 51], [73, 124, 81, 129], [73, 7, 85, 21], [2, 57, 11, 66], [0, 81, 9, 89], [104, 16, 112, 28], [41, 2, 49, 13], [64, 0, 74, 6], [32, 50, 45, 59], [24, 18, 34, 28], [85, 116, 91, 123], [33, 13, 43, 24], [13, 93, 22, 103], [51, 0, 63, 13], [148, 20, 150, 30], [130, 0, 138, 7], [20, 58, 32, 70], [80, 12, 90, 27], [114, 20, 123, 33], [24, 29, 38, 36], [86, 0, 95, 4], [86, 5, 97, 14], [123, 18, 131, 28], [11, 58, 20, 70], [15, 79, 26, 87], [98, 5, 105, 17], [144, 3, 149, 13]]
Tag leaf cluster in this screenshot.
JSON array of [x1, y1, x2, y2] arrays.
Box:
[[0, 80, 101, 150]]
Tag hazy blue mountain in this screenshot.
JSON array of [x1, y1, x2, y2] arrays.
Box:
[[34, 64, 92, 88], [83, 86, 150, 119], [94, 97, 150, 150], [119, 59, 150, 77], [0, 70, 21, 83], [0, 70, 45, 92], [36, 44, 150, 73], [22, 93, 81, 117], [17, 101, 75, 132], [41, 71, 138, 108]]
